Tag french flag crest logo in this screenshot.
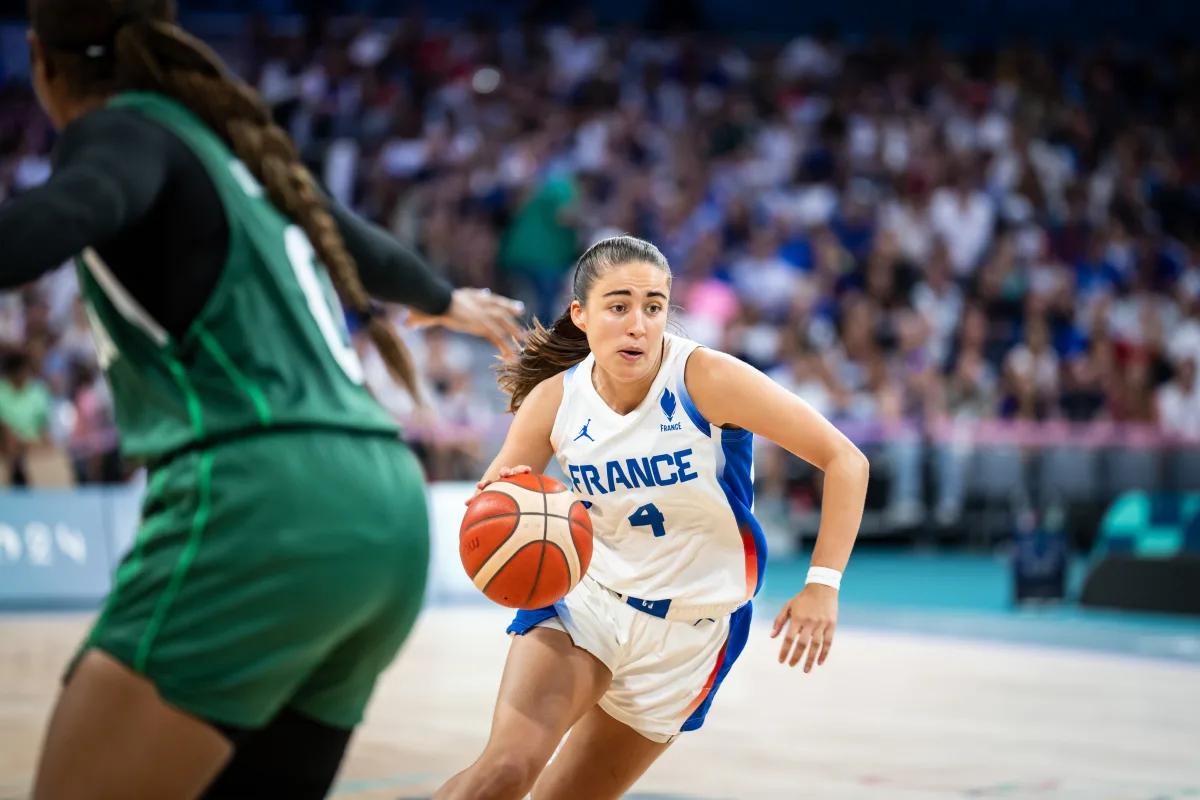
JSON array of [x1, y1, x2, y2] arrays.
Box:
[[660, 386, 677, 422]]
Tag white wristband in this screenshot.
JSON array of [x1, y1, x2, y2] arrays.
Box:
[[806, 566, 842, 591]]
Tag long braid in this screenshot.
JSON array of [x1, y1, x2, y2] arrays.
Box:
[[112, 18, 423, 401]]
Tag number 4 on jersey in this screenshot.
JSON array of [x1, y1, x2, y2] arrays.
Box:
[[628, 503, 666, 537]]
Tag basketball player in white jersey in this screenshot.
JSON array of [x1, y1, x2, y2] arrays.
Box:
[[435, 236, 869, 800]]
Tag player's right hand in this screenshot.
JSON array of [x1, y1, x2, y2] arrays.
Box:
[[467, 465, 532, 503], [407, 288, 526, 359]]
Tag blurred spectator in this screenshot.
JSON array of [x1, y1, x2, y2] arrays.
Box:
[[1002, 316, 1059, 420], [499, 170, 580, 323], [1157, 357, 1200, 440], [64, 359, 120, 483], [1058, 352, 1106, 422], [930, 164, 995, 277], [729, 226, 801, 320], [911, 243, 962, 366], [0, 351, 52, 484]]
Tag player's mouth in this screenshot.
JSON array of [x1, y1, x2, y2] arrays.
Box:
[[617, 347, 644, 362]]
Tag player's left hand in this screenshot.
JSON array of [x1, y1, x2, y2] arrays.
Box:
[[770, 584, 838, 672], [406, 288, 525, 358]]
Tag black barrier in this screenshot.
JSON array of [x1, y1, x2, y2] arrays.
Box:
[[1080, 554, 1200, 616]]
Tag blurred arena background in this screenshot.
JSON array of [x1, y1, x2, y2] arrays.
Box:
[[1, 1, 1199, 797]]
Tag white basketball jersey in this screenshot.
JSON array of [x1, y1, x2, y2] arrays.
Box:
[[550, 334, 767, 618]]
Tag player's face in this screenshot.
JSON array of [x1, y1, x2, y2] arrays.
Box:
[[571, 261, 670, 385]]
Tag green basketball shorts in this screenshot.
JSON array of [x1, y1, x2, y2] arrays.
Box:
[[76, 428, 429, 730]]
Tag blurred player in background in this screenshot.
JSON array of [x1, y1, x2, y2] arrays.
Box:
[[436, 236, 869, 800], [0, 0, 524, 797]]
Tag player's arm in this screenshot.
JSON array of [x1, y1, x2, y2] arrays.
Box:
[[329, 203, 524, 357], [328, 201, 454, 314], [686, 347, 869, 671], [687, 348, 869, 573], [0, 110, 168, 289], [471, 372, 565, 500]]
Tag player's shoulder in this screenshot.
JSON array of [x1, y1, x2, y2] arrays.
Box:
[[521, 369, 569, 414], [682, 345, 753, 421], [63, 106, 170, 146], [682, 343, 739, 380], [55, 106, 173, 166]]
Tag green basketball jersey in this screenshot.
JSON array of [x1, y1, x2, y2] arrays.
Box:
[[76, 92, 397, 459]]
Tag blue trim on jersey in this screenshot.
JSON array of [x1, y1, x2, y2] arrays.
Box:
[[563, 361, 581, 391], [675, 354, 769, 598], [675, 373, 711, 436], [719, 427, 753, 504], [680, 601, 753, 732], [506, 605, 558, 635], [717, 427, 769, 597]]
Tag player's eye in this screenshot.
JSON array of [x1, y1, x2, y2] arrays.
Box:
[[610, 304, 626, 313], [647, 304, 663, 314]]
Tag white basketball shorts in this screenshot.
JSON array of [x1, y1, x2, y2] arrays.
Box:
[[506, 574, 753, 742]]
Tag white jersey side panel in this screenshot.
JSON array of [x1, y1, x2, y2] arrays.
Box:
[[550, 334, 767, 609]]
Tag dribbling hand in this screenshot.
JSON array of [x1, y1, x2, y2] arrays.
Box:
[[466, 465, 532, 504], [770, 584, 838, 673]]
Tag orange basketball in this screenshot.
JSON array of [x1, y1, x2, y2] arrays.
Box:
[[460, 473, 593, 609]]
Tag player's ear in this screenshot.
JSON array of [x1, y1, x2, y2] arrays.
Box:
[[28, 31, 50, 81], [570, 299, 587, 333]]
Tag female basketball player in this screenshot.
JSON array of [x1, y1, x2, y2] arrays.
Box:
[[1, 2, 523, 797], [435, 236, 870, 800]]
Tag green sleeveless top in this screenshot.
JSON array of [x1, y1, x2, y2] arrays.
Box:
[[76, 92, 397, 459]]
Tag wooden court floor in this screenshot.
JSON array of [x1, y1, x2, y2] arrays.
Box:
[[2, 607, 1199, 799]]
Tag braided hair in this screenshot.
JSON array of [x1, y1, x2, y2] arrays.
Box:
[[30, 0, 421, 399]]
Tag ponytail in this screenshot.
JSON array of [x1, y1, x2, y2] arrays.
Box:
[[497, 308, 589, 412]]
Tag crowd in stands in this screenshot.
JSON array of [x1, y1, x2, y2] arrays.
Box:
[[2, 10, 1199, 530]]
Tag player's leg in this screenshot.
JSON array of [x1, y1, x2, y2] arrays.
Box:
[[33, 650, 232, 800], [202, 624, 406, 800], [204, 433, 431, 798], [202, 709, 351, 800], [531, 705, 672, 800], [34, 449, 235, 798], [35, 433, 427, 798], [434, 627, 611, 800], [532, 602, 756, 800], [205, 499, 430, 799]]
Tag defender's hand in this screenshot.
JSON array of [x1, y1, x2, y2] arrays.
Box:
[[407, 288, 525, 359]]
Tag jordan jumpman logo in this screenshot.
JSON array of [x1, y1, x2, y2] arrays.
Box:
[[574, 418, 595, 442]]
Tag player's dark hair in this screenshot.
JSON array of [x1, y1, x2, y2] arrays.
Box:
[[498, 235, 671, 412], [29, 0, 421, 400]]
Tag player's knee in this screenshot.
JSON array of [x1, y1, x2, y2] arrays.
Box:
[[471, 748, 545, 800]]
